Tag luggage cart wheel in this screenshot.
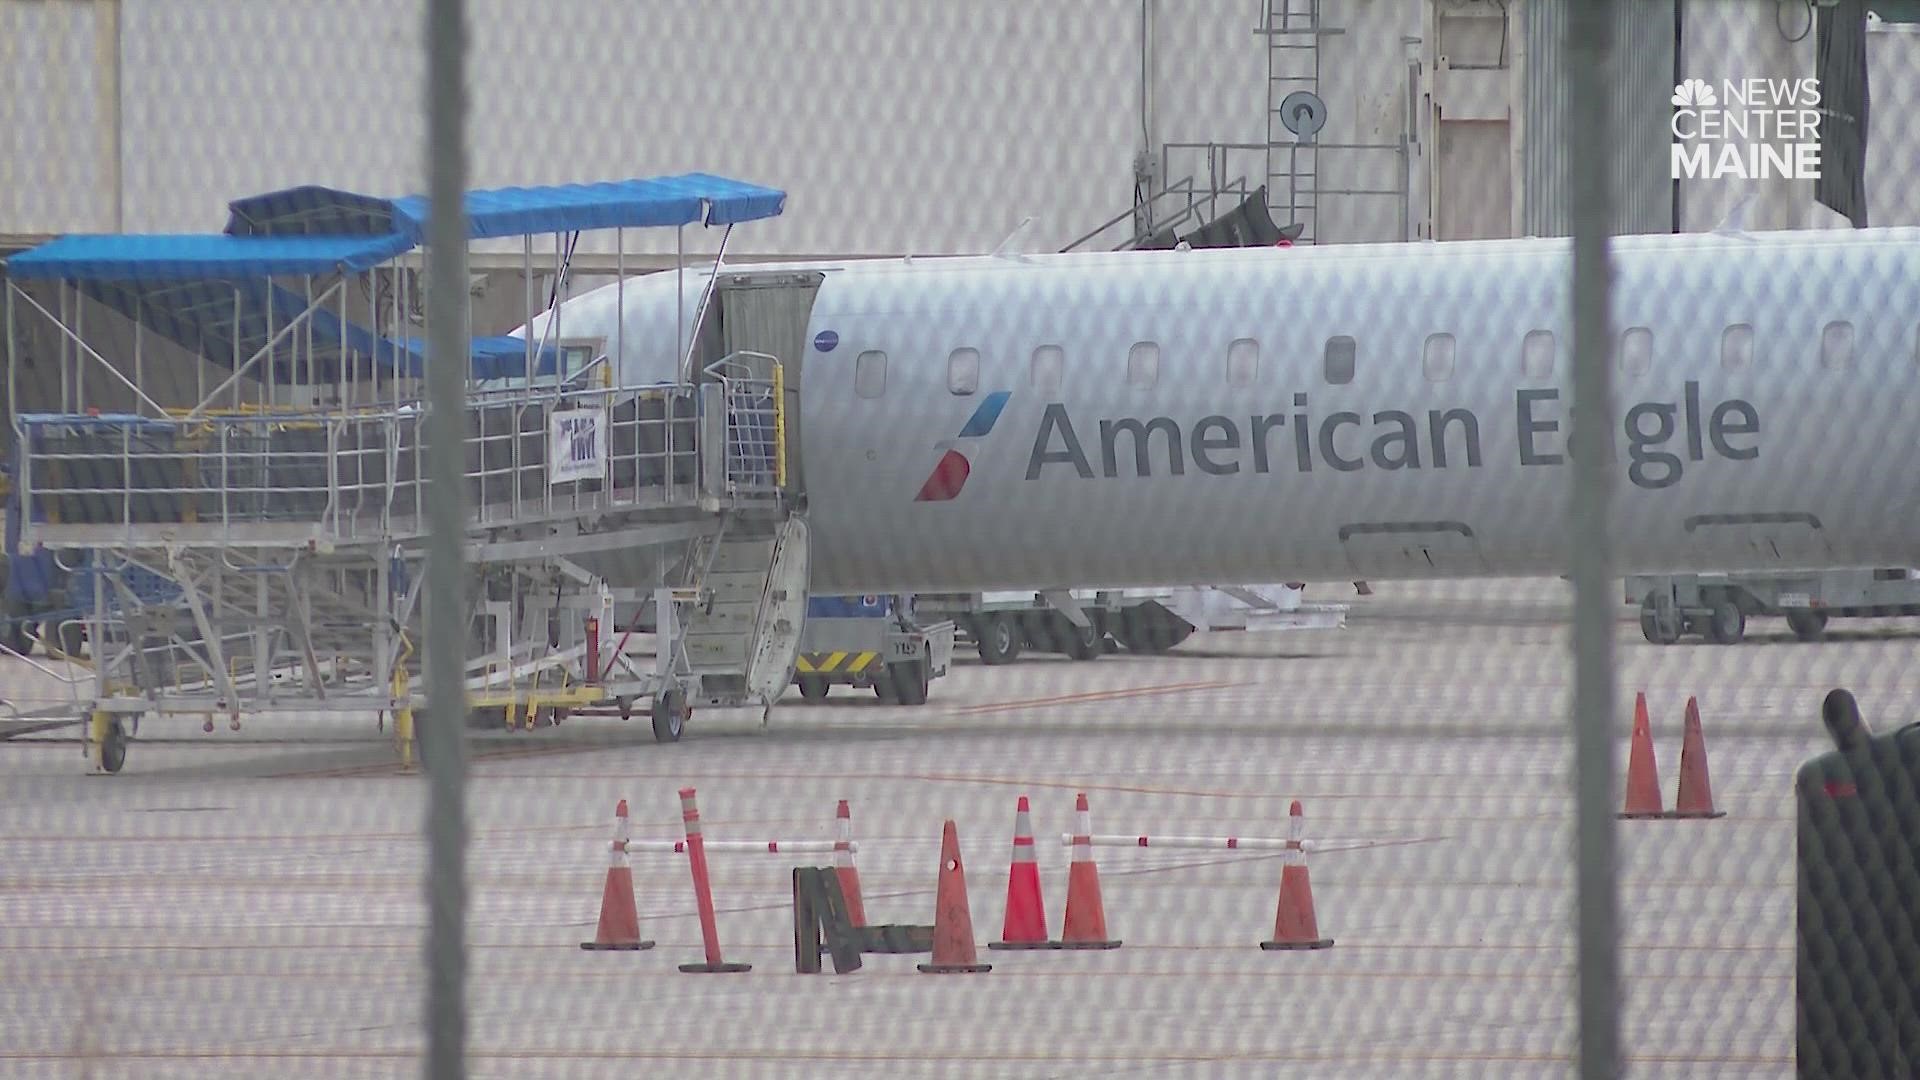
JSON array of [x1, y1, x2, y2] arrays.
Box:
[[652, 689, 689, 743], [101, 720, 128, 775], [798, 676, 830, 702]]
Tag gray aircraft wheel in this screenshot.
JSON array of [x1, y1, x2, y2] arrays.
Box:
[[888, 659, 930, 706], [798, 675, 830, 702], [1638, 595, 1683, 645], [101, 719, 128, 775], [652, 689, 689, 743], [1787, 610, 1828, 642], [1062, 619, 1103, 661], [976, 614, 1022, 665], [1705, 598, 1746, 645]]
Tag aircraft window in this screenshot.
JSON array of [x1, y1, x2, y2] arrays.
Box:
[[1227, 338, 1259, 387], [1128, 341, 1160, 387], [1522, 329, 1555, 378], [1619, 327, 1652, 376], [1324, 336, 1355, 384], [947, 347, 980, 396], [1821, 320, 1855, 370], [1720, 324, 1754, 371], [855, 350, 887, 399], [1422, 333, 1456, 381], [1031, 345, 1064, 391]]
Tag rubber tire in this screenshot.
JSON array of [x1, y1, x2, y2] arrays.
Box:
[[872, 670, 897, 703], [1787, 610, 1828, 642], [1061, 618, 1103, 661], [101, 720, 128, 775], [888, 659, 930, 706], [975, 614, 1022, 665], [1705, 599, 1746, 645], [798, 675, 830, 702], [1638, 595, 1683, 645], [652, 689, 689, 743]]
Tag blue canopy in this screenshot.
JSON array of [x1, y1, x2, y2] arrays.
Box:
[[66, 276, 560, 383], [226, 172, 787, 242], [4, 232, 414, 282]]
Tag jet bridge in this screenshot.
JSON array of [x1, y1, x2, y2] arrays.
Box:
[[3, 173, 810, 773]]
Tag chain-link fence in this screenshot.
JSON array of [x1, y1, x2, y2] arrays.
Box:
[[3, 1, 1918, 1077]]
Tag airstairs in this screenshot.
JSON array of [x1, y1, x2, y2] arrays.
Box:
[[4, 173, 812, 773]]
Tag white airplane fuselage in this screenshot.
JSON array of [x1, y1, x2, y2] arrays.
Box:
[[525, 228, 1920, 596]]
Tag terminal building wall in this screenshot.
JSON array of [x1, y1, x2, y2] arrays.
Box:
[[3, 0, 1431, 261], [5, 2, 1914, 266]]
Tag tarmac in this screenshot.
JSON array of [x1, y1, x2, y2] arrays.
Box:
[[2, 576, 1913, 1078]]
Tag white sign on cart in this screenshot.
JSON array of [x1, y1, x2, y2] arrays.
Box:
[[549, 408, 607, 485]]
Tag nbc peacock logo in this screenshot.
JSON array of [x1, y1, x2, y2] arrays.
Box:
[[1671, 78, 1717, 110]]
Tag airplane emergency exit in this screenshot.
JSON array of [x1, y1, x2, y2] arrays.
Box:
[[523, 226, 1920, 597]]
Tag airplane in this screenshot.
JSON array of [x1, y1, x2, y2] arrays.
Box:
[[520, 225, 1920, 616]]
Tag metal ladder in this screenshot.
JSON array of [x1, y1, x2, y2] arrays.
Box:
[[1262, 0, 1328, 244]]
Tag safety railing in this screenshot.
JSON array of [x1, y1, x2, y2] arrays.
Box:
[[699, 353, 786, 502], [11, 372, 782, 548]]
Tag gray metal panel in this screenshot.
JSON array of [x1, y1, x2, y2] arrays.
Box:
[[1520, 0, 1569, 237], [717, 273, 822, 496], [1523, 0, 1676, 237], [1610, 0, 1678, 235]]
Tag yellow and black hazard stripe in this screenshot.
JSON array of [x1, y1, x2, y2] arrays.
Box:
[[794, 651, 879, 675]]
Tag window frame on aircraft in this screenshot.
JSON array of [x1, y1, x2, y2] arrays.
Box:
[[1720, 323, 1754, 372], [1128, 341, 1161, 388], [1324, 335, 1356, 385], [1821, 320, 1855, 370], [1619, 326, 1653, 376], [1422, 333, 1456, 382], [1226, 338, 1259, 388], [947, 347, 980, 396], [1521, 329, 1555, 379], [1031, 344, 1064, 392], [854, 349, 887, 399]]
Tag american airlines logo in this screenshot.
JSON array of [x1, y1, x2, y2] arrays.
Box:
[[915, 390, 1012, 501]]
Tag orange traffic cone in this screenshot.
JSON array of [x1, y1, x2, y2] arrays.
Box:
[[918, 820, 992, 974], [1260, 800, 1334, 951], [834, 799, 868, 927], [1619, 691, 1666, 819], [1058, 792, 1121, 949], [580, 799, 655, 951], [1672, 696, 1727, 819], [990, 795, 1051, 950]]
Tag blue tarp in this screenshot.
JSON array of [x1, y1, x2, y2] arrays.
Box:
[[5, 233, 414, 282], [227, 173, 787, 242], [3, 171, 780, 383], [66, 276, 561, 383]]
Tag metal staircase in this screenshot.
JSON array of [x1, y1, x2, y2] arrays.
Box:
[[662, 513, 809, 720]]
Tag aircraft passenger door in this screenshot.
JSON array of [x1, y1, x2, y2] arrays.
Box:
[[1337, 520, 1492, 577], [714, 272, 826, 500]]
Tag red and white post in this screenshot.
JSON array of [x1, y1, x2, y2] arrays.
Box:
[[676, 787, 752, 973]]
